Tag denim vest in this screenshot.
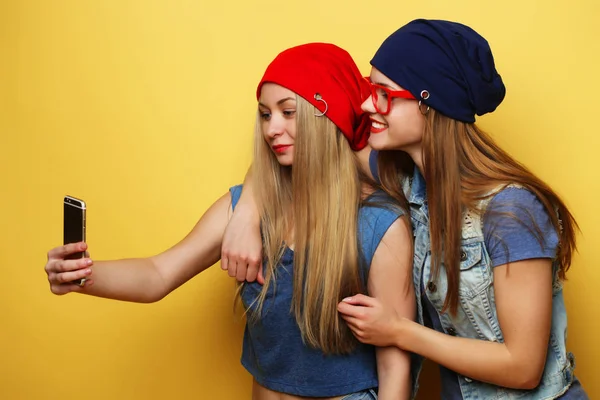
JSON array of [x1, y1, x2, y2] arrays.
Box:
[[407, 169, 576, 400]]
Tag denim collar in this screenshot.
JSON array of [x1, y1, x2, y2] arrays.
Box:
[[409, 165, 427, 207]]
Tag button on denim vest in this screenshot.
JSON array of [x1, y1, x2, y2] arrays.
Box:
[[406, 169, 576, 400]]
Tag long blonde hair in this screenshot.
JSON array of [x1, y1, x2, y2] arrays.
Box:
[[379, 109, 578, 314], [247, 95, 366, 354]]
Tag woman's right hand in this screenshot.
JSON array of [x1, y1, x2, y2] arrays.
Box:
[[221, 203, 264, 284], [45, 242, 94, 295]]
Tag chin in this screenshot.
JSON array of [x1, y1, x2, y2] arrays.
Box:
[[276, 156, 293, 166], [367, 134, 390, 150]]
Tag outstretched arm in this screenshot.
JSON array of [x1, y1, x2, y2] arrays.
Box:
[[45, 192, 233, 303]]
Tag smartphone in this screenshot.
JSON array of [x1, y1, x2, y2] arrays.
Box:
[[63, 195, 87, 285]]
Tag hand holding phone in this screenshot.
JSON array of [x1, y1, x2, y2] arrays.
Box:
[[63, 195, 87, 286]]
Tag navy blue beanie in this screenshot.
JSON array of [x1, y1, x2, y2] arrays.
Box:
[[371, 19, 506, 123]]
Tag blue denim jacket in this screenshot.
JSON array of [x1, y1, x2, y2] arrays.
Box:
[[407, 168, 577, 400]]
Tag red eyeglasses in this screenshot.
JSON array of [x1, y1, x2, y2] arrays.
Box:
[[365, 78, 416, 115]]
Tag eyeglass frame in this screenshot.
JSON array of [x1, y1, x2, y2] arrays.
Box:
[[365, 78, 417, 115]]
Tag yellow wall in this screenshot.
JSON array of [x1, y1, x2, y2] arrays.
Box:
[[1, 1, 598, 398]]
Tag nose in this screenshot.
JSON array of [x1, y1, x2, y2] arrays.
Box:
[[265, 115, 286, 139], [361, 95, 376, 114]]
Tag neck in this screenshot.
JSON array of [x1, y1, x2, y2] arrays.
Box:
[[355, 145, 372, 178], [404, 145, 424, 178]]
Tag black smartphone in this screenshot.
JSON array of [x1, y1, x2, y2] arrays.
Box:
[[63, 195, 87, 285]]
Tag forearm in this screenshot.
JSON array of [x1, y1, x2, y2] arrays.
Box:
[[397, 319, 541, 389], [376, 347, 412, 400], [237, 167, 259, 221], [82, 258, 166, 303]]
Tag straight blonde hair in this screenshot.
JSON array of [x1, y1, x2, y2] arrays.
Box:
[[246, 95, 366, 354]]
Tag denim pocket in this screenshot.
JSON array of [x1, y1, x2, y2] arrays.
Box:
[[458, 242, 491, 299]]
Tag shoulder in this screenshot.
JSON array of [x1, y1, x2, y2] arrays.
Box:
[[229, 184, 244, 209], [482, 185, 559, 266], [488, 186, 541, 208], [361, 190, 407, 222], [484, 186, 551, 225], [358, 190, 409, 265], [364, 188, 407, 213]]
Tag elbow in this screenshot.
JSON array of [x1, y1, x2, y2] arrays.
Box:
[[131, 287, 165, 303], [140, 292, 165, 303], [516, 371, 543, 390], [144, 259, 171, 303], [509, 363, 545, 390], [143, 283, 172, 303]]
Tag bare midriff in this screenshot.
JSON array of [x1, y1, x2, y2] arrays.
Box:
[[252, 380, 346, 400]]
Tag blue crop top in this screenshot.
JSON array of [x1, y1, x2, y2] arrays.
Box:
[[229, 185, 404, 397]]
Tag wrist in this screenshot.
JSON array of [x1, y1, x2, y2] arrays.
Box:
[[236, 201, 260, 225], [393, 317, 411, 349]]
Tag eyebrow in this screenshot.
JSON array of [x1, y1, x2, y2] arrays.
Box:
[[258, 97, 296, 107], [373, 81, 401, 90]]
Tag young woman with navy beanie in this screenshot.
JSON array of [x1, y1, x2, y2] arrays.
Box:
[[337, 19, 588, 399]]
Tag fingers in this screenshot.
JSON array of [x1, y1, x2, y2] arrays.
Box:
[[235, 259, 248, 282], [221, 250, 229, 270], [222, 252, 262, 283], [50, 279, 94, 296], [340, 315, 362, 329], [47, 242, 87, 260], [47, 257, 93, 274], [340, 315, 368, 342], [243, 255, 261, 282], [337, 300, 366, 318], [49, 267, 93, 285], [257, 266, 265, 285], [227, 260, 238, 279], [340, 293, 376, 307], [245, 263, 258, 283], [45, 243, 94, 296]]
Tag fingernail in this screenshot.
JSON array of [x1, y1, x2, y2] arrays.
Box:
[[86, 259, 93, 265], [85, 268, 92, 274], [342, 297, 352, 302]]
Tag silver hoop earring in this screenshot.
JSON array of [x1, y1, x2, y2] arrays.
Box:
[[419, 90, 430, 115], [314, 93, 328, 117]]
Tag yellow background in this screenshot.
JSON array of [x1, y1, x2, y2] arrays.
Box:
[[1, 1, 598, 399]]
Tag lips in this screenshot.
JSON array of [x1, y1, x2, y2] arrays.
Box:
[[370, 118, 388, 134], [272, 144, 292, 154]]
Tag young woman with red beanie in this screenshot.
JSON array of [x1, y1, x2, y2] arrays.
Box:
[[43, 43, 415, 400]]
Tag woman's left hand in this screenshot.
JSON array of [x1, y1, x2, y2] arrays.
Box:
[[337, 294, 403, 347]]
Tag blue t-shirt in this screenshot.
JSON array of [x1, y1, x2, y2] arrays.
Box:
[[370, 150, 586, 399], [423, 187, 560, 399], [484, 187, 559, 266], [230, 184, 405, 397]]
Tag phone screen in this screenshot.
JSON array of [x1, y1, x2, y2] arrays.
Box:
[[64, 196, 86, 261]]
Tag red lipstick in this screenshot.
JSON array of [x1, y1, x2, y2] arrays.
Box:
[[370, 118, 388, 134], [272, 144, 292, 154]]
